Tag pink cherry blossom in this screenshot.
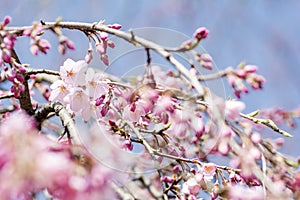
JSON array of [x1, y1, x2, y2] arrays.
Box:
[[198, 53, 213, 70], [65, 87, 89, 112], [49, 80, 70, 102], [85, 68, 108, 98], [229, 185, 264, 200], [182, 177, 201, 196], [202, 163, 217, 177], [123, 101, 147, 122], [225, 100, 245, 120], [81, 102, 97, 122], [60, 58, 87, 86]]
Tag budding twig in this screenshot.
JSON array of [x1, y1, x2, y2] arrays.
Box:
[[240, 112, 293, 137]]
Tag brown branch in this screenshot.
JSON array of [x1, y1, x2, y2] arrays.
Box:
[[35, 102, 80, 144], [26, 69, 60, 76], [30, 21, 206, 97], [0, 93, 14, 100], [11, 49, 34, 115]]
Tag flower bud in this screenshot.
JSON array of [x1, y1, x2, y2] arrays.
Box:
[[193, 27, 209, 40]]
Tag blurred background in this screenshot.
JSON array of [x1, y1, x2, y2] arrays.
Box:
[[1, 0, 300, 155]]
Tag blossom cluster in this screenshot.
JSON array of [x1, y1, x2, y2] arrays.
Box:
[[0, 112, 116, 199], [227, 64, 266, 98], [1, 16, 299, 200], [85, 23, 122, 66], [23, 23, 51, 55], [0, 16, 27, 98], [49, 58, 111, 122], [47, 56, 294, 199]]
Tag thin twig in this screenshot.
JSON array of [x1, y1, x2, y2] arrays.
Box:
[[240, 112, 293, 137], [26, 69, 60, 76], [0, 93, 14, 100], [110, 181, 136, 200], [27, 21, 206, 97]]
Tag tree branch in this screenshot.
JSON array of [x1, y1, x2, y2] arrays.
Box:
[[34, 21, 206, 97], [35, 102, 80, 144]]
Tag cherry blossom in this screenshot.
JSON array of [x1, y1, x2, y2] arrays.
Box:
[[225, 100, 245, 120], [0, 17, 299, 200], [60, 58, 87, 86], [49, 80, 69, 102]]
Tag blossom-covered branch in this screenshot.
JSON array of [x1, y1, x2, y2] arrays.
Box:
[[0, 16, 299, 200]]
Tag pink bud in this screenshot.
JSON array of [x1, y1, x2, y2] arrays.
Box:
[[29, 74, 36, 79], [19, 84, 25, 93], [123, 139, 133, 151], [130, 103, 136, 112], [191, 136, 199, 144], [160, 176, 167, 182], [234, 91, 241, 99], [2, 49, 11, 63], [95, 95, 105, 106], [96, 43, 106, 54], [11, 85, 18, 98], [99, 32, 108, 40], [107, 40, 115, 48], [66, 39, 75, 50], [235, 69, 246, 78], [244, 65, 257, 73], [30, 45, 39, 55], [100, 104, 109, 116], [227, 73, 236, 87], [250, 132, 261, 143], [43, 87, 50, 100], [200, 53, 212, 62], [16, 74, 24, 82], [201, 62, 213, 70], [85, 48, 93, 64], [193, 27, 209, 40], [101, 54, 109, 66], [39, 39, 51, 54], [172, 165, 180, 172], [23, 29, 31, 36], [58, 44, 66, 55], [3, 16, 11, 26], [108, 23, 122, 30], [3, 36, 15, 50], [19, 66, 27, 73], [108, 120, 116, 127]]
